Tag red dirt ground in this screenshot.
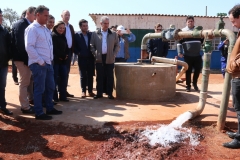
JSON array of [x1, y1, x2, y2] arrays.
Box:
[[2, 65, 239, 159], [0, 115, 239, 160]]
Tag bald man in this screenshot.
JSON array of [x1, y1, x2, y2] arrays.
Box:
[[61, 10, 75, 97]]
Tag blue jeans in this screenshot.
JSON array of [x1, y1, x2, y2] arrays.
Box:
[[0, 66, 8, 109], [78, 58, 94, 93], [30, 63, 55, 116], [232, 78, 240, 141], [53, 64, 67, 100]]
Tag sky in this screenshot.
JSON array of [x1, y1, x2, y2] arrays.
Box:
[[1, 0, 239, 31]]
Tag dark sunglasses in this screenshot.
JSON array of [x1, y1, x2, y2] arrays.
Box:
[[156, 29, 162, 31]]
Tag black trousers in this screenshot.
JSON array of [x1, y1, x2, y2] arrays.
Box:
[[232, 78, 240, 141], [96, 54, 114, 96], [184, 55, 202, 87], [78, 58, 94, 93]]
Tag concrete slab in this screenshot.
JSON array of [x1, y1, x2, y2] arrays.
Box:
[[4, 72, 237, 126]]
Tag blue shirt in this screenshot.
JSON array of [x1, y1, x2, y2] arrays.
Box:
[[116, 33, 136, 58], [83, 34, 88, 46]]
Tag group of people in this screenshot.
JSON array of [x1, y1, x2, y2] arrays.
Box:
[[0, 5, 137, 120]]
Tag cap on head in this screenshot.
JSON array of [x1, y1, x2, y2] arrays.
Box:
[[117, 25, 125, 31]]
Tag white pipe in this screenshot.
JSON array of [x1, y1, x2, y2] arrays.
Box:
[[151, 56, 188, 82]]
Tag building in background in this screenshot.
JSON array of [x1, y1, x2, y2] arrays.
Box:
[[89, 14, 237, 69]]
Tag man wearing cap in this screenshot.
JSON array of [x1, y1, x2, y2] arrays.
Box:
[[147, 23, 169, 59], [90, 16, 119, 99], [115, 25, 136, 62], [0, 8, 13, 115]]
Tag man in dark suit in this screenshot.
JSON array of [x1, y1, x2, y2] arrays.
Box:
[[11, 6, 36, 114], [75, 19, 95, 98], [61, 10, 75, 97]]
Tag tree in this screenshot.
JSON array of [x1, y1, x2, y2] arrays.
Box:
[[2, 8, 19, 29]]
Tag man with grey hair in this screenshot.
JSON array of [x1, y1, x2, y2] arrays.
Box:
[[90, 16, 119, 99], [61, 10, 75, 98]]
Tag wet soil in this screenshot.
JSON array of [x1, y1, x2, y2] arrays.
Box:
[[0, 114, 239, 160]]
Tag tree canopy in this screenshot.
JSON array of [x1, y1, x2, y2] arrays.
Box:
[[2, 8, 19, 29]]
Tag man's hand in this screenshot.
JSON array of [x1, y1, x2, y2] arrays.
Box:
[[178, 53, 183, 58], [126, 28, 131, 34], [65, 55, 68, 60]]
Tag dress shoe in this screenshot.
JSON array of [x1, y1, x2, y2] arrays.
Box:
[[88, 92, 95, 97], [81, 92, 86, 98], [35, 114, 52, 120], [186, 87, 191, 92], [14, 81, 19, 85], [226, 131, 237, 139], [223, 139, 240, 149], [108, 95, 115, 99], [46, 108, 62, 115], [94, 95, 103, 99], [193, 84, 199, 91], [53, 99, 59, 102], [59, 98, 69, 102], [66, 92, 74, 97], [0, 108, 13, 115], [21, 107, 35, 114]]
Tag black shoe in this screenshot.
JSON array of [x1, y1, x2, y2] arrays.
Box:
[[46, 108, 62, 115], [53, 99, 59, 102], [59, 98, 69, 102], [186, 87, 191, 92], [108, 95, 115, 99], [21, 107, 35, 114], [35, 114, 52, 120], [94, 95, 103, 99], [53, 101, 58, 105], [193, 84, 199, 91], [0, 108, 13, 115], [66, 92, 74, 97], [226, 131, 237, 139], [223, 139, 240, 149], [14, 81, 19, 85]]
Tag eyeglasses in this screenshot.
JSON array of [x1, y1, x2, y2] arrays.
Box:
[[156, 29, 162, 31]]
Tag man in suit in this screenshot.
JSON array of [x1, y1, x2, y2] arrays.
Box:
[[90, 16, 119, 99], [75, 19, 95, 98], [61, 10, 75, 97], [11, 6, 36, 114]]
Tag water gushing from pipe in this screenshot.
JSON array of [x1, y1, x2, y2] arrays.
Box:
[[141, 111, 199, 147]]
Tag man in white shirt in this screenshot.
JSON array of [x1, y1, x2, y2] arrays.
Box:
[[25, 5, 62, 120], [61, 10, 75, 97]]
